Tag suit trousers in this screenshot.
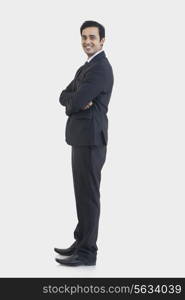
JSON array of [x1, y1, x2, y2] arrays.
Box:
[[71, 145, 107, 262]]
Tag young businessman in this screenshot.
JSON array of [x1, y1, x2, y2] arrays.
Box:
[[55, 20, 114, 266]]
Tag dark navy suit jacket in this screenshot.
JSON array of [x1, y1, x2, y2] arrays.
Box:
[[59, 51, 114, 146]]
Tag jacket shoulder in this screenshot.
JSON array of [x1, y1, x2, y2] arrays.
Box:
[[87, 58, 113, 75]]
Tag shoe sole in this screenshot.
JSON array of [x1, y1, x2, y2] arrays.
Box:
[[57, 262, 96, 267], [55, 258, 96, 267]]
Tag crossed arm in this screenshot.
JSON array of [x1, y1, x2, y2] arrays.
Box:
[[59, 67, 105, 116]]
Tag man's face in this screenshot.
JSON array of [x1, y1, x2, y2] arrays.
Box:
[[81, 27, 105, 58]]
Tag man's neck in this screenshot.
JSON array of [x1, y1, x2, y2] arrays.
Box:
[[87, 49, 104, 63]]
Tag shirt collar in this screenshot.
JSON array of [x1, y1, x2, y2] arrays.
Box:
[[86, 49, 104, 63]]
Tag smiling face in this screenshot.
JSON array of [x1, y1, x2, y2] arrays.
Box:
[[81, 27, 105, 58]]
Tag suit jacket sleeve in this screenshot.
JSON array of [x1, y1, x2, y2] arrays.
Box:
[[59, 65, 106, 115], [63, 79, 74, 93]]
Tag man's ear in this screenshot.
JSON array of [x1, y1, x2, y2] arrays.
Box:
[[100, 37, 105, 46]]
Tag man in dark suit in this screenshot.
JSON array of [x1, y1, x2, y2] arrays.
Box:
[[55, 20, 114, 266]]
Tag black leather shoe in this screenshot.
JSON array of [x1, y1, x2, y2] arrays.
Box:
[[55, 254, 96, 267], [54, 242, 77, 256]]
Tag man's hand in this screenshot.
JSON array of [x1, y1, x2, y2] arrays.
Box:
[[82, 101, 93, 110]]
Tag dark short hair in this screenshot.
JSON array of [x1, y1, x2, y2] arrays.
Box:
[[80, 20, 105, 41]]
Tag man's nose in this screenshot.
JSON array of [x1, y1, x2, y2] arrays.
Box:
[[85, 38, 91, 44]]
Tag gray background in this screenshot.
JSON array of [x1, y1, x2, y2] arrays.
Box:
[[0, 0, 184, 277]]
